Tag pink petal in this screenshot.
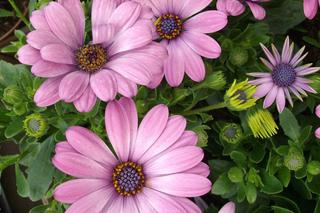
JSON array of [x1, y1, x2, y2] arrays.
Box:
[[91, 0, 117, 27], [55, 141, 76, 153], [30, 10, 50, 30], [44, 2, 81, 49], [225, 0, 246, 16], [65, 187, 114, 213], [260, 43, 277, 66], [182, 31, 221, 59], [54, 179, 109, 204], [164, 41, 185, 87], [105, 100, 132, 162], [135, 193, 157, 212], [59, 71, 89, 102], [92, 24, 116, 47], [176, 38, 205, 82], [112, 72, 137, 97], [184, 11, 227, 33], [52, 152, 111, 179], [31, 60, 74, 78], [144, 146, 204, 177], [17, 45, 41, 65], [276, 87, 286, 113], [315, 127, 320, 139], [284, 88, 293, 107], [296, 66, 320, 76], [147, 173, 212, 197], [289, 46, 306, 66], [73, 86, 97, 113], [34, 77, 62, 107], [90, 69, 117, 102], [138, 115, 187, 164], [101, 196, 124, 212], [281, 37, 293, 64], [168, 130, 198, 150], [123, 197, 139, 213], [58, 0, 85, 43], [216, 0, 227, 13], [304, 0, 318, 19], [316, 104, 320, 118], [249, 77, 272, 85], [254, 82, 274, 98], [271, 44, 281, 64], [130, 104, 169, 161], [27, 30, 62, 49], [219, 202, 236, 213], [260, 57, 274, 70], [263, 85, 278, 108], [247, 72, 271, 78], [247, 1, 266, 20], [66, 126, 117, 166], [180, 0, 212, 18], [40, 44, 75, 65], [185, 162, 210, 177], [178, 198, 202, 213]]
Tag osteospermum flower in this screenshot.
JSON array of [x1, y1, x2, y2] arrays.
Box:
[[17, 0, 166, 112], [304, 0, 320, 19], [52, 98, 211, 212], [248, 37, 320, 113], [137, 0, 228, 86], [217, 0, 270, 20]]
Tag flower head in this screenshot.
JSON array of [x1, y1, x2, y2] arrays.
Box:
[[283, 146, 305, 171], [248, 37, 320, 113], [23, 113, 48, 138], [52, 98, 211, 212], [224, 79, 257, 111], [304, 0, 320, 19], [247, 108, 278, 139], [220, 123, 243, 144], [217, 0, 269, 20], [18, 0, 166, 112], [139, 0, 228, 86]]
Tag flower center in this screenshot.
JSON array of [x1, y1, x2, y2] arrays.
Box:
[[155, 14, 183, 40], [76, 44, 107, 73], [112, 162, 145, 196], [233, 90, 247, 102], [272, 63, 296, 87]]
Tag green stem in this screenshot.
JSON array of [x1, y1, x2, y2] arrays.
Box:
[[181, 102, 227, 116], [8, 0, 31, 30]]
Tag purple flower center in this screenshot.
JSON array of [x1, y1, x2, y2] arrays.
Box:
[[112, 162, 145, 196], [155, 14, 183, 40], [76, 44, 107, 73], [234, 90, 247, 102], [272, 63, 296, 87]]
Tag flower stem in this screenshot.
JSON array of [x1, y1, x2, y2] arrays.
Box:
[[8, 0, 31, 30], [181, 102, 226, 116]]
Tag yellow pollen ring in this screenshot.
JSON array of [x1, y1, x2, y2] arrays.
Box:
[[76, 44, 107, 73]]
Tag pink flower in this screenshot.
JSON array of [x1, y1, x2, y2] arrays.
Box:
[[137, 0, 227, 87], [304, 0, 320, 19], [217, 0, 269, 20], [52, 97, 211, 212], [218, 202, 236, 213], [315, 105, 320, 139], [248, 37, 319, 113], [18, 0, 166, 112]]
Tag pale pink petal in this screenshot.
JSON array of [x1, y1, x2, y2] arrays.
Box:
[[289, 86, 303, 101], [225, 0, 246, 16], [44, 2, 81, 49], [185, 162, 210, 177], [54, 179, 109, 204], [247, 2, 266, 20], [59, 71, 89, 102], [130, 104, 169, 161], [168, 131, 198, 150], [148, 0, 167, 16], [296, 65, 319, 75], [123, 197, 139, 213], [263, 85, 278, 108], [180, 0, 212, 18], [289, 46, 306, 66], [74, 87, 97, 113], [66, 126, 117, 166], [316, 104, 320, 118], [92, 24, 116, 47], [34, 77, 62, 107], [55, 141, 76, 153], [247, 72, 271, 78], [52, 152, 111, 179], [260, 43, 276, 66], [276, 87, 286, 113], [216, 0, 227, 13], [248, 77, 272, 85], [271, 44, 281, 64], [219, 202, 236, 213], [138, 115, 187, 164], [177, 198, 202, 213], [184, 11, 227, 33], [284, 88, 293, 107], [112, 72, 137, 97], [31, 60, 74, 78], [182, 31, 221, 59], [147, 173, 211, 197], [41, 44, 75, 65], [17, 45, 41, 65], [294, 82, 317, 93], [101, 196, 123, 212], [260, 57, 274, 70], [105, 100, 131, 162], [315, 127, 320, 139], [27, 30, 62, 49], [90, 69, 117, 102], [30, 10, 50, 30], [281, 37, 293, 64], [254, 82, 274, 98], [144, 146, 203, 177], [135, 194, 157, 212], [164, 40, 185, 87], [304, 0, 318, 19], [91, 0, 117, 27], [66, 187, 114, 213]]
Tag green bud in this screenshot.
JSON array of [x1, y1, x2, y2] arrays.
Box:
[[283, 147, 305, 171], [194, 127, 209, 148], [23, 113, 48, 138], [229, 47, 249, 66], [3, 85, 24, 104], [198, 71, 226, 90], [220, 38, 233, 50], [307, 161, 320, 176], [228, 167, 244, 183], [220, 123, 243, 144]]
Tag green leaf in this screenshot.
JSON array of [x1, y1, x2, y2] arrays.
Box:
[[230, 151, 247, 167], [211, 173, 235, 195], [0, 61, 27, 87], [0, 8, 13, 17], [208, 160, 233, 174], [279, 108, 301, 141], [277, 167, 291, 188], [0, 154, 20, 171], [27, 136, 55, 201], [250, 143, 266, 163], [4, 117, 24, 138], [15, 164, 29, 197], [314, 199, 320, 213], [245, 183, 257, 204], [261, 171, 283, 194], [272, 206, 294, 213], [271, 195, 301, 213], [306, 176, 320, 195], [29, 205, 50, 213], [298, 125, 313, 145]]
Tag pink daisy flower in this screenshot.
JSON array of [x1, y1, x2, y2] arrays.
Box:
[[52, 97, 211, 212], [217, 0, 269, 20], [248, 37, 320, 113], [136, 0, 228, 87], [304, 0, 320, 19], [17, 0, 166, 112]]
